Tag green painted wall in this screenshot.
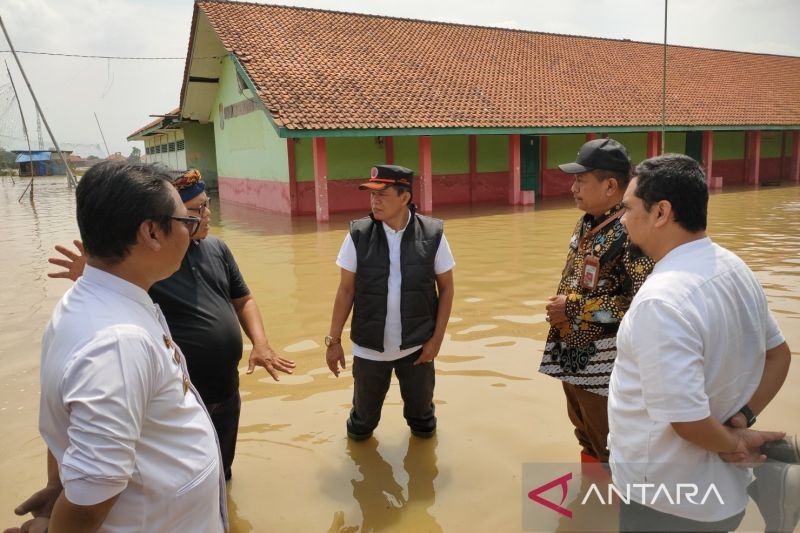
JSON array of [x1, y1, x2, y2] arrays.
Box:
[[609, 133, 647, 164], [212, 57, 289, 181], [476, 135, 508, 172], [664, 132, 686, 155], [713, 131, 745, 160], [761, 132, 784, 158], [431, 136, 469, 174], [394, 136, 419, 172], [294, 137, 386, 182], [547, 134, 585, 169], [295, 139, 313, 182], [328, 137, 384, 179], [183, 122, 218, 188]]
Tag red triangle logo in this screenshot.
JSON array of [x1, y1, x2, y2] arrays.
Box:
[[527, 472, 573, 518]]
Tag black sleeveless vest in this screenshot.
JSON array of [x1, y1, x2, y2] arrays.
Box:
[[349, 205, 443, 352]]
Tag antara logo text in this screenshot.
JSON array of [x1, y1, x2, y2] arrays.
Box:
[[528, 473, 724, 518]]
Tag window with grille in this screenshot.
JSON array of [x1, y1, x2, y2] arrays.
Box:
[[168, 142, 176, 152], [176, 140, 185, 151]]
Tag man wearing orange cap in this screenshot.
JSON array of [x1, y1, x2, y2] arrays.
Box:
[[325, 165, 455, 441]]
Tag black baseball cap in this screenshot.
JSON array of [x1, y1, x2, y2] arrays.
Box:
[[358, 165, 414, 190], [559, 138, 631, 174]]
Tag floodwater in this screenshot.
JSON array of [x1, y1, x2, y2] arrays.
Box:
[[1, 176, 798, 532]]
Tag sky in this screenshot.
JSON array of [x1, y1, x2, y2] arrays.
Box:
[[0, 0, 798, 158]]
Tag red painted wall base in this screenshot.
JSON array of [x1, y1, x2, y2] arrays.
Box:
[[218, 176, 292, 214]]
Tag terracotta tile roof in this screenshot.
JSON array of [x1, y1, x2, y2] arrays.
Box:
[[195, 1, 800, 131], [128, 107, 181, 139]]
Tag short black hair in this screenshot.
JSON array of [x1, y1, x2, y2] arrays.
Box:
[[594, 168, 631, 190], [76, 161, 177, 264], [390, 184, 412, 205], [633, 153, 708, 232]]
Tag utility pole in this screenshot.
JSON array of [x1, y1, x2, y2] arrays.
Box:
[[0, 15, 77, 187], [661, 0, 668, 153], [5, 60, 34, 201], [94, 112, 110, 157]]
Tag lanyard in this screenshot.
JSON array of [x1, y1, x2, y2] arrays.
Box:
[[579, 210, 623, 255]]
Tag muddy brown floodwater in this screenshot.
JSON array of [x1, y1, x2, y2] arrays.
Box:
[[1, 176, 798, 532]]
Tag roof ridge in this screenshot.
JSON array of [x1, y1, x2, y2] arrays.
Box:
[[195, 0, 800, 59]]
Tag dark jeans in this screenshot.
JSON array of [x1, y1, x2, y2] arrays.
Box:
[[620, 499, 745, 533], [205, 391, 241, 480], [347, 349, 436, 436]]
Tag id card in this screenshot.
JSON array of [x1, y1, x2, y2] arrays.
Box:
[[580, 254, 600, 290]]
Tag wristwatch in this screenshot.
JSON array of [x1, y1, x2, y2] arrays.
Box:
[[324, 335, 341, 347], [738, 404, 757, 428]]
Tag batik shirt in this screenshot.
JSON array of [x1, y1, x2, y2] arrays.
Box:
[[538, 204, 653, 396]]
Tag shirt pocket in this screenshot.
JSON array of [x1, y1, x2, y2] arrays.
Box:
[[176, 457, 218, 496]]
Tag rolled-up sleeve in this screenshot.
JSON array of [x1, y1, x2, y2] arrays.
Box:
[[59, 329, 157, 506]]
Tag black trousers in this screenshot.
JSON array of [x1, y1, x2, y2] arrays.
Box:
[[347, 349, 436, 436], [205, 391, 241, 481], [619, 499, 745, 533]]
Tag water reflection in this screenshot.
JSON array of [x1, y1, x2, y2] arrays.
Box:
[[330, 436, 441, 533]]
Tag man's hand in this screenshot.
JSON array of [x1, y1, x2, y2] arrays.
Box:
[[546, 295, 568, 325], [246, 344, 295, 381], [326, 344, 346, 377], [719, 428, 786, 466], [47, 240, 86, 282], [726, 412, 748, 429], [414, 338, 441, 365], [3, 515, 49, 533], [4, 483, 61, 533]]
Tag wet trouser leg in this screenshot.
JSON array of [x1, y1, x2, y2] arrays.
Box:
[[206, 391, 241, 480], [394, 349, 436, 434], [347, 356, 393, 436], [562, 382, 609, 462]]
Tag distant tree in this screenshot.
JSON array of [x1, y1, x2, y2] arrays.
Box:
[[127, 147, 141, 164], [87, 155, 100, 160], [0, 146, 16, 169]]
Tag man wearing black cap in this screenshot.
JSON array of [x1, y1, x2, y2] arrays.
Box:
[[325, 165, 455, 441], [538, 138, 653, 465]]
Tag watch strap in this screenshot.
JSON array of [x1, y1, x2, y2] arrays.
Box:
[[738, 404, 757, 428]]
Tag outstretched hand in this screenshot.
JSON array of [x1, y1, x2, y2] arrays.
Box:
[[246, 344, 296, 381], [47, 240, 86, 282]]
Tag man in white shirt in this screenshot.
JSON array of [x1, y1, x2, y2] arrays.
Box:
[[325, 165, 455, 441], [609, 153, 791, 531], [9, 161, 227, 532]]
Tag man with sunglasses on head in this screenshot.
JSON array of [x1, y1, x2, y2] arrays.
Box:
[[41, 168, 295, 483]]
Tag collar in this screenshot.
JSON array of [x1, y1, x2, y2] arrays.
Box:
[[382, 208, 413, 235], [654, 237, 712, 271], [82, 265, 156, 314]]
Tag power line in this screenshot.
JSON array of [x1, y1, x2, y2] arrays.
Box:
[[0, 50, 223, 60]]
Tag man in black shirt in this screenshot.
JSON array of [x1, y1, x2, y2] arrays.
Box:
[[46, 169, 295, 480]]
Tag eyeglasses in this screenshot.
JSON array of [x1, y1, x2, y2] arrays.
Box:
[[170, 215, 201, 236], [187, 195, 211, 216]]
